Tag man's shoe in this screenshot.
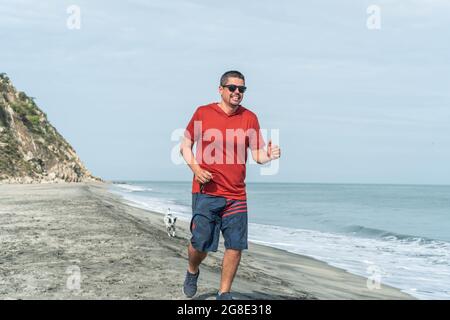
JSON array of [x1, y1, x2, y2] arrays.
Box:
[[183, 270, 199, 298], [216, 291, 233, 300]]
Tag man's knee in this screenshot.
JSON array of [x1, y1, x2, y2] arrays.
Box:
[[189, 242, 208, 256], [225, 248, 242, 257]]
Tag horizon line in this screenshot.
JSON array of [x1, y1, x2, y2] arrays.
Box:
[[104, 179, 450, 187]]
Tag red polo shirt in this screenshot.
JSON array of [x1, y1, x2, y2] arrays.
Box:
[[185, 102, 265, 200]]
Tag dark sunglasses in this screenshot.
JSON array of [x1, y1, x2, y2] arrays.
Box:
[[223, 84, 247, 93]]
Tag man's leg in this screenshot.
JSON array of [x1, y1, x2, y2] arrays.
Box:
[[219, 249, 242, 293], [183, 243, 208, 297], [218, 201, 248, 296], [184, 194, 225, 297], [188, 242, 207, 274]]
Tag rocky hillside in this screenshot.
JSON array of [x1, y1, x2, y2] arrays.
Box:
[[0, 73, 100, 183]]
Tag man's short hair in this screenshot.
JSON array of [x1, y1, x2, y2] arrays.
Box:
[[220, 70, 245, 86]]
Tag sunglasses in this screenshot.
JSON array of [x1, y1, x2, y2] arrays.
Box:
[[223, 85, 247, 93]]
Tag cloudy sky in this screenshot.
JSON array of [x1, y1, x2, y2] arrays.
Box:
[[1, 0, 449, 184]]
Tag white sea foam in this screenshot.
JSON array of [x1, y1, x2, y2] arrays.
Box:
[[110, 184, 191, 220], [249, 223, 450, 300], [114, 183, 153, 192]]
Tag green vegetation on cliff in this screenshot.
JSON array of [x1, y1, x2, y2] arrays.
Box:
[[0, 73, 99, 183]]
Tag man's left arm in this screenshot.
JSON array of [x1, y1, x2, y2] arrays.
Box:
[[251, 140, 281, 164]]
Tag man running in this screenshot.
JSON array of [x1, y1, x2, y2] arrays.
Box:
[[180, 70, 281, 300]]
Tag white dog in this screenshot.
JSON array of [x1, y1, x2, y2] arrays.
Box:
[[163, 208, 177, 237]]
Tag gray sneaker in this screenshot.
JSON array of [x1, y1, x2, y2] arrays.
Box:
[[183, 270, 199, 298], [216, 292, 233, 300]]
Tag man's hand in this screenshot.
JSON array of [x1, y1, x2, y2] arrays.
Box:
[[180, 137, 213, 184], [267, 140, 281, 160], [194, 167, 213, 184], [251, 140, 281, 164]]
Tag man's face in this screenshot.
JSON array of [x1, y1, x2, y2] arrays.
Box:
[[219, 77, 245, 107]]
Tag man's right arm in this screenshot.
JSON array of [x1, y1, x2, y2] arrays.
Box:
[[180, 137, 213, 184]]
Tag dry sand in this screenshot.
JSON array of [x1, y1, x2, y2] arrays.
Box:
[[0, 183, 413, 300]]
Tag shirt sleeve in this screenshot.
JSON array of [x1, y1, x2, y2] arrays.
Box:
[[184, 108, 201, 142], [248, 115, 266, 151]]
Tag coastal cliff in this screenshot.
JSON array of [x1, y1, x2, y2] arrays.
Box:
[[0, 73, 99, 183]]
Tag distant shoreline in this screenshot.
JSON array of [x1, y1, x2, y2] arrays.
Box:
[[108, 179, 450, 187]]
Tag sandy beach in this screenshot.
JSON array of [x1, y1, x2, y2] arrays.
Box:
[[0, 183, 413, 300]]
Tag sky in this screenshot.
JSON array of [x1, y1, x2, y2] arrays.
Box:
[[1, 0, 449, 184]]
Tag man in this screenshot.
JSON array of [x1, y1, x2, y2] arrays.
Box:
[[180, 70, 281, 300]]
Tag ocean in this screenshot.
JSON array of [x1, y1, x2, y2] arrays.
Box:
[[109, 181, 450, 300]]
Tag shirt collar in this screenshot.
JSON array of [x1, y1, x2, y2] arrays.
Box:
[[213, 103, 243, 117]]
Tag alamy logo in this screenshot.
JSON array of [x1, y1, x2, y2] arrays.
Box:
[[366, 265, 382, 290], [66, 263, 81, 293], [66, 5, 81, 30], [366, 5, 381, 30], [170, 123, 280, 175]]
